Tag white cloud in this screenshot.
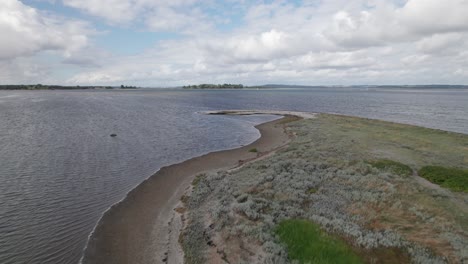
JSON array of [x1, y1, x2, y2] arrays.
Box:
[[3, 0, 468, 85], [324, 0, 468, 48], [0, 56, 54, 84], [0, 0, 90, 60], [297, 51, 375, 69], [145, 6, 211, 34], [398, 0, 468, 34], [202, 29, 295, 63], [416, 33, 465, 55]]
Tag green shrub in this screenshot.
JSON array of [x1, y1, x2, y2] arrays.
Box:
[[275, 219, 363, 264], [368, 159, 412, 176], [249, 148, 258, 153], [191, 173, 205, 187], [419, 166, 468, 192]]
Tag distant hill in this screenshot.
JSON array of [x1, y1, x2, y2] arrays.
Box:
[[253, 84, 468, 89], [183, 84, 243, 89], [361, 85, 468, 89]]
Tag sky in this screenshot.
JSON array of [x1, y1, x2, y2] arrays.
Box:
[[1, 0, 468, 86]]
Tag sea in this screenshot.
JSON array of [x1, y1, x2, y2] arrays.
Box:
[[0, 88, 467, 264]]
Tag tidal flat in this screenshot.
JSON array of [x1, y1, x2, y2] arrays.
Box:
[[180, 113, 467, 264]]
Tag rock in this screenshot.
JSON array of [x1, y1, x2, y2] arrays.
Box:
[[110, 134, 117, 137]]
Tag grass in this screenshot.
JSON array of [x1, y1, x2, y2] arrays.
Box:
[[419, 166, 468, 192], [368, 159, 413, 176], [249, 148, 258, 153], [314, 114, 468, 169], [276, 219, 363, 264]]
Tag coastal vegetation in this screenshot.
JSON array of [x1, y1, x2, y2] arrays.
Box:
[[368, 159, 413, 176], [180, 113, 467, 263], [276, 219, 363, 264], [419, 166, 468, 192]]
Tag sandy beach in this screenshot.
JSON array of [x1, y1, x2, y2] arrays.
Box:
[[81, 114, 302, 264]]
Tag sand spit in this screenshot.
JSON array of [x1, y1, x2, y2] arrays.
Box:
[[81, 113, 307, 264], [202, 110, 317, 119]]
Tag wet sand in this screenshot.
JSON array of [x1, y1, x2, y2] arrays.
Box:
[[81, 115, 300, 264]]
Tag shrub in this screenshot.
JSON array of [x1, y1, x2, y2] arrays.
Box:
[[419, 166, 468, 192], [192, 173, 205, 187], [249, 148, 258, 153]]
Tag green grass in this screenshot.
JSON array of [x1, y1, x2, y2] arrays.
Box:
[[419, 166, 468, 192], [249, 148, 258, 153], [275, 219, 363, 264], [368, 159, 413, 176]]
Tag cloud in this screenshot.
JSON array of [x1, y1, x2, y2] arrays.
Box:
[[145, 6, 212, 34], [66, 0, 468, 86], [0, 0, 91, 60], [324, 0, 468, 48], [416, 33, 465, 55], [0, 57, 54, 84], [202, 29, 296, 64], [3, 0, 468, 85], [398, 0, 468, 34]]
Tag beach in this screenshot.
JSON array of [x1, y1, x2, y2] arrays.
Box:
[[81, 113, 303, 264]]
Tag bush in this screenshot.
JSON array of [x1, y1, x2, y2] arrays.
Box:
[[368, 159, 412, 177], [249, 148, 258, 153], [419, 166, 468, 192], [275, 219, 363, 264], [192, 173, 205, 187]]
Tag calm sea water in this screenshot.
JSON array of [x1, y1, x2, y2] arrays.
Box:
[[0, 88, 467, 264]]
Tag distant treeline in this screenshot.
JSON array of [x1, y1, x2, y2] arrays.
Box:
[[120, 85, 138, 89], [0, 84, 138, 90], [183, 84, 244, 89]]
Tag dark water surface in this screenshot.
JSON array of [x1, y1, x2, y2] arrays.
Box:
[[0, 88, 467, 264]]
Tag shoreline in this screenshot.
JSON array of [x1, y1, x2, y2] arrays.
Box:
[[81, 113, 308, 264]]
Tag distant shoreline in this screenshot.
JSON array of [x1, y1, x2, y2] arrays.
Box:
[[0, 85, 139, 90], [2, 84, 467, 91]]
